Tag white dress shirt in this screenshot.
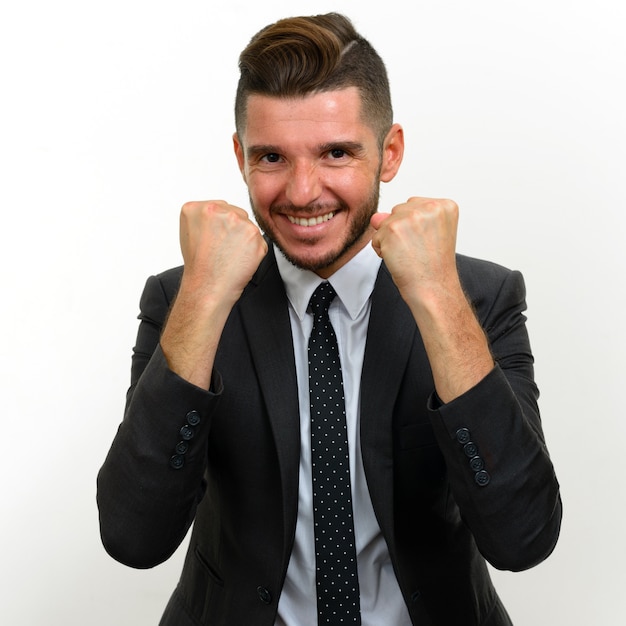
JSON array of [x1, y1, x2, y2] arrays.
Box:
[[274, 243, 412, 626]]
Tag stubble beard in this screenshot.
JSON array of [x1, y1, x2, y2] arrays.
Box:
[[250, 185, 380, 273]]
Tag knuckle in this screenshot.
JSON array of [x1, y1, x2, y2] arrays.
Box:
[[180, 200, 198, 214], [204, 200, 227, 214]]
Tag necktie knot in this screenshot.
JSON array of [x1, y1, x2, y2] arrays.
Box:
[[309, 282, 337, 318]]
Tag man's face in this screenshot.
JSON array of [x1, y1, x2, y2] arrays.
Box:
[[234, 87, 403, 277]]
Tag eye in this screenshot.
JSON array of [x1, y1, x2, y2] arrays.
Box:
[[329, 148, 346, 159], [262, 153, 281, 163]]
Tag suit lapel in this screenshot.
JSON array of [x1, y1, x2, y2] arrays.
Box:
[[238, 249, 301, 549], [237, 254, 419, 553], [360, 264, 418, 540]]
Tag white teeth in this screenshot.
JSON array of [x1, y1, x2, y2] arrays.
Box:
[[287, 212, 335, 227]]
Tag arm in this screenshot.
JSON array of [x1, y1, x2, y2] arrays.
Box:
[[371, 198, 493, 403], [97, 201, 267, 568], [430, 265, 561, 570], [371, 199, 561, 570], [161, 200, 268, 389]]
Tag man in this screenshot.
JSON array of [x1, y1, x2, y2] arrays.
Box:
[[97, 13, 561, 626]]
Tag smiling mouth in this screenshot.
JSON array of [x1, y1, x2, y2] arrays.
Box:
[[286, 212, 335, 227]]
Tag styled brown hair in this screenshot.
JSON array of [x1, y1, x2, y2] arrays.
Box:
[[235, 13, 393, 145]]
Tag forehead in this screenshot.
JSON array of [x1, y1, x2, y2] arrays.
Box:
[[241, 87, 373, 144]]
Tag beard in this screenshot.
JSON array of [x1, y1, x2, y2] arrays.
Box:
[[250, 183, 381, 274]]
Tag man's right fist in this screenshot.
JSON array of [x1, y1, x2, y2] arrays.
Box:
[[178, 200, 268, 302]]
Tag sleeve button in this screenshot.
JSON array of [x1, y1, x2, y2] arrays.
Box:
[[180, 425, 195, 440], [169, 455, 185, 470], [186, 410, 201, 426], [455, 428, 471, 444], [463, 441, 478, 458], [475, 470, 491, 486], [469, 455, 484, 472], [175, 440, 189, 455]]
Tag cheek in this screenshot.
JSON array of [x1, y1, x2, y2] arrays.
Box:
[[247, 175, 279, 207], [334, 170, 376, 204]]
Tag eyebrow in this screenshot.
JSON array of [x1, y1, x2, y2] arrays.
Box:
[[245, 144, 281, 159], [319, 141, 367, 156], [245, 141, 367, 160]]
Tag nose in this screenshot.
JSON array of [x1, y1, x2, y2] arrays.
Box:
[[285, 161, 322, 207]]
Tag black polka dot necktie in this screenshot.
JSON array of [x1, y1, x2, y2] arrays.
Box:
[[308, 282, 361, 625]]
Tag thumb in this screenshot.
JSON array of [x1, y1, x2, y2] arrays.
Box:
[[370, 212, 391, 230]]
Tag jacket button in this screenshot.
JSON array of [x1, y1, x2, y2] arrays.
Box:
[[455, 428, 471, 444], [186, 410, 201, 426], [175, 440, 189, 455], [463, 441, 478, 458], [469, 455, 484, 472], [169, 455, 185, 470], [475, 470, 491, 486], [180, 424, 195, 440], [257, 586, 272, 604], [410, 590, 422, 602]]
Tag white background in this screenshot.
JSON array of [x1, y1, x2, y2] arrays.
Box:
[[1, 0, 624, 624]]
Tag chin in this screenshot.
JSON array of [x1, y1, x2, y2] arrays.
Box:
[[280, 238, 360, 274]]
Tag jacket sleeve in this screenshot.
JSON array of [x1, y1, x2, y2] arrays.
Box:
[[428, 266, 562, 571], [97, 272, 220, 569]]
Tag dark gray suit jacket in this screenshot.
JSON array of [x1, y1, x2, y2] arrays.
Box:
[[97, 248, 561, 625]]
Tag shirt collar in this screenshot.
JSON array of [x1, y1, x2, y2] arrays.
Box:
[[275, 243, 382, 322]]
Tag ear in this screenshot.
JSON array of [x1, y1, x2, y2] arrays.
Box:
[[233, 133, 247, 181], [379, 123, 404, 183]]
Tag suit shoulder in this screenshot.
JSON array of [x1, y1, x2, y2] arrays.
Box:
[[456, 253, 521, 290], [455, 254, 526, 322], [151, 265, 184, 296], [138, 266, 183, 315]]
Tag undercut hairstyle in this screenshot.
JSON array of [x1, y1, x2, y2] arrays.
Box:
[[235, 13, 393, 146]]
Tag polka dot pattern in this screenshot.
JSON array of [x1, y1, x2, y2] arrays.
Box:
[[308, 282, 361, 625]]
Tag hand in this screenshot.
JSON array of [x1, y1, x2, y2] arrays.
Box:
[[161, 201, 267, 389], [179, 200, 268, 305], [370, 196, 460, 304], [371, 197, 493, 401]]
